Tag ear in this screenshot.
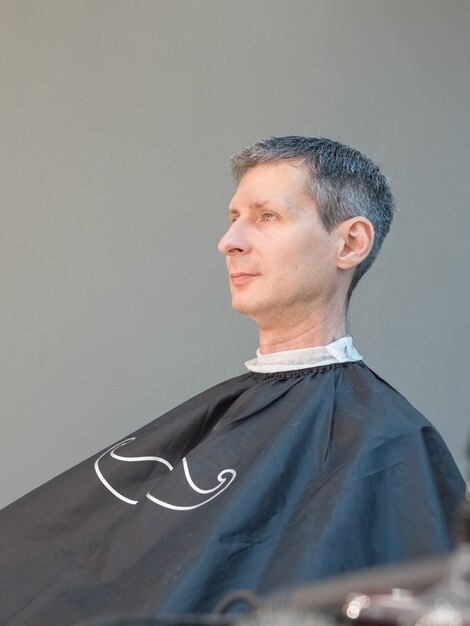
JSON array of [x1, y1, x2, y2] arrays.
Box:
[[335, 217, 375, 270]]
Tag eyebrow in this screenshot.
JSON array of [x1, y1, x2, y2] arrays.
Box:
[[228, 201, 275, 216]]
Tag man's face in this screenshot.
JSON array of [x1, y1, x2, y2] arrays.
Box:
[[218, 161, 343, 328]]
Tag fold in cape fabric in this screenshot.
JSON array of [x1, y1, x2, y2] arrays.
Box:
[[0, 361, 465, 625]]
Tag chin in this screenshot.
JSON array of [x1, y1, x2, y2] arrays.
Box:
[[231, 300, 251, 316], [231, 297, 273, 324], [231, 296, 258, 316]]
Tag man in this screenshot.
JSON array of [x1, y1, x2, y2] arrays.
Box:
[[0, 137, 465, 625], [219, 137, 383, 351]]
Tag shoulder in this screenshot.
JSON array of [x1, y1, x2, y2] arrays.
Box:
[[336, 361, 440, 435], [332, 362, 462, 477]]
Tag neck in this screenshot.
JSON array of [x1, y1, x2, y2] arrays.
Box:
[[257, 305, 348, 355]]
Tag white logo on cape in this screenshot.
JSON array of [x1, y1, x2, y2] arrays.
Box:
[[94, 437, 236, 510]]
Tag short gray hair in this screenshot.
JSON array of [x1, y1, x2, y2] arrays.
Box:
[[230, 136, 396, 296]]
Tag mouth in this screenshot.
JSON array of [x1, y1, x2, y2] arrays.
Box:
[[230, 272, 259, 286]]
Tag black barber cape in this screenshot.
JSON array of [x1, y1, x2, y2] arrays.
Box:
[[0, 361, 465, 625]]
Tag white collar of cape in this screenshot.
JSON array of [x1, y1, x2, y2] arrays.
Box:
[[244, 335, 363, 373]]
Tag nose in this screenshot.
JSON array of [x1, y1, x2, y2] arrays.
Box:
[[217, 220, 251, 256]]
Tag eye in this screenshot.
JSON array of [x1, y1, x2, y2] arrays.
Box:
[[262, 212, 277, 221]]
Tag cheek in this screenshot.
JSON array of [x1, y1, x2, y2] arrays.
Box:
[[286, 240, 334, 282], [273, 250, 313, 288], [287, 240, 319, 270]]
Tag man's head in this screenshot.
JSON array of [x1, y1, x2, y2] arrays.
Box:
[[230, 136, 396, 296], [218, 136, 395, 333]]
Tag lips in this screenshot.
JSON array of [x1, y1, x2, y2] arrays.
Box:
[[230, 272, 259, 286]]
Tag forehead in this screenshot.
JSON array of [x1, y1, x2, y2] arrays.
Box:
[[229, 161, 313, 210]]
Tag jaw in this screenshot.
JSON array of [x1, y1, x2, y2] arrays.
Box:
[[231, 280, 350, 348]]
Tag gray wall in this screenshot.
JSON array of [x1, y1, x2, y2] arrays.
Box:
[[1, 0, 469, 509]]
